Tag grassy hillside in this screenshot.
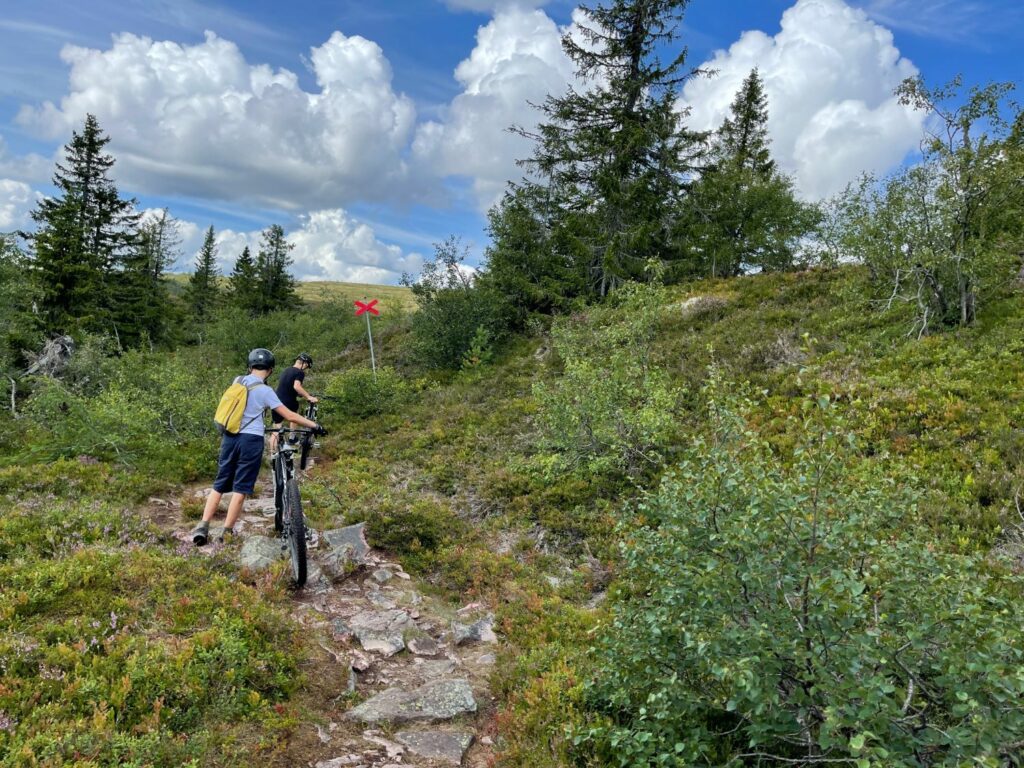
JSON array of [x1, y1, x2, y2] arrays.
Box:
[[165, 273, 416, 310], [3, 265, 1024, 765]]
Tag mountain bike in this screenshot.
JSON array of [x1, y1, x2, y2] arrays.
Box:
[[270, 426, 315, 588]]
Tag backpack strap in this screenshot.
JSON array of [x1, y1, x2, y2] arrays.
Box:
[[237, 378, 274, 432]]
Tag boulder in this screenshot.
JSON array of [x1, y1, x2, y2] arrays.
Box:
[[396, 731, 474, 765], [239, 536, 285, 571], [347, 679, 477, 725], [451, 615, 497, 646], [323, 523, 370, 561], [321, 523, 370, 581]]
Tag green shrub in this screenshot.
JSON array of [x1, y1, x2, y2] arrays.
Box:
[[575, 381, 1024, 766], [322, 365, 411, 418], [364, 499, 464, 561], [20, 349, 222, 479], [402, 236, 514, 370], [534, 281, 684, 476], [0, 544, 299, 766]]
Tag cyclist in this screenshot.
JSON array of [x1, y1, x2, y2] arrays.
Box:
[[269, 352, 318, 453], [192, 348, 325, 546]]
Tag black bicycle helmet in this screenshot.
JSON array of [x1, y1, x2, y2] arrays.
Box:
[[247, 348, 275, 370], [297, 352, 313, 368]]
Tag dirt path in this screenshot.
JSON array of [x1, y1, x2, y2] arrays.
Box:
[[146, 464, 499, 768]]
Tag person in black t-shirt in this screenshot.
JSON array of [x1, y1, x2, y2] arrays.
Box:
[[269, 353, 318, 451]]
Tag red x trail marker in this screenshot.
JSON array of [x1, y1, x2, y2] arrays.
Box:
[[354, 299, 379, 378], [354, 299, 380, 316]]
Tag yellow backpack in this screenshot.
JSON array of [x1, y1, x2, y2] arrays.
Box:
[[213, 377, 266, 435]]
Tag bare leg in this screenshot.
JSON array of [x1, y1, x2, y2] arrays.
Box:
[[225, 492, 247, 530], [201, 490, 223, 523]]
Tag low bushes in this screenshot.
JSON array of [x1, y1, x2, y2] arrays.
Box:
[[574, 382, 1024, 766]]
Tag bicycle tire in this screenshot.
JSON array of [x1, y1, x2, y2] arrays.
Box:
[[285, 478, 307, 588], [273, 452, 284, 533]]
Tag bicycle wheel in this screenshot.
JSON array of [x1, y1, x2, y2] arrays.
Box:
[[273, 451, 284, 533], [284, 478, 307, 588]]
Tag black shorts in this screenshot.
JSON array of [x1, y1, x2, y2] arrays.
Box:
[[272, 401, 298, 424], [212, 433, 265, 495]]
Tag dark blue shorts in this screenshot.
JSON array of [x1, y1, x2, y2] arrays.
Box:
[[212, 433, 265, 495]]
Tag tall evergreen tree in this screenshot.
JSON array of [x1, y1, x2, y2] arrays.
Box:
[[676, 69, 817, 277], [254, 225, 297, 313], [30, 114, 139, 335], [229, 245, 258, 314], [0, 235, 42, 371], [716, 68, 775, 177], [513, 0, 704, 296], [115, 209, 180, 348], [186, 226, 220, 325]]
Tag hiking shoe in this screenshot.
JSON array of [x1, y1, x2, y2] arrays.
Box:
[[191, 520, 210, 546], [217, 527, 236, 544]]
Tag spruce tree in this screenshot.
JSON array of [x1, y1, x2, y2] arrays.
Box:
[[254, 224, 297, 313], [0, 235, 42, 371], [229, 246, 258, 314], [186, 226, 220, 324], [114, 209, 179, 348], [676, 68, 817, 277], [717, 68, 775, 177], [514, 0, 703, 296], [30, 114, 139, 335]]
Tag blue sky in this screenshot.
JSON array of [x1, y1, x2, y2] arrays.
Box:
[[0, 0, 1021, 283]]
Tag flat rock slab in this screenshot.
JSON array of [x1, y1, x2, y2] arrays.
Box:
[[239, 536, 285, 571], [314, 758, 363, 768], [349, 609, 415, 657], [412, 659, 457, 679], [246, 497, 277, 515], [348, 679, 477, 725], [407, 635, 440, 656], [396, 731, 474, 765]]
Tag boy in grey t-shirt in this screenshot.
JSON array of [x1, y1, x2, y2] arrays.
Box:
[[191, 348, 325, 545]]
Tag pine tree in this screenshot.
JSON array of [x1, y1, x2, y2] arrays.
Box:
[[254, 225, 297, 314], [30, 114, 139, 335], [114, 209, 180, 348], [229, 245, 258, 314], [186, 226, 220, 324], [514, 0, 704, 296]]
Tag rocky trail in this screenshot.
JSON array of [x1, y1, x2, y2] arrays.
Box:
[[147, 469, 499, 768]]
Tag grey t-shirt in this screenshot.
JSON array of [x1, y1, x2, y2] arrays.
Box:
[[236, 374, 283, 436]]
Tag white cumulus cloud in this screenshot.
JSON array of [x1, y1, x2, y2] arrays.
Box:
[[0, 137, 50, 185], [17, 31, 418, 209], [681, 0, 925, 199], [414, 5, 577, 211], [0, 179, 38, 231], [177, 209, 421, 285]]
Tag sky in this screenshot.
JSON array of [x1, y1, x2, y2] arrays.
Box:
[[0, 0, 1021, 284]]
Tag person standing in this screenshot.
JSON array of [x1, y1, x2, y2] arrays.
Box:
[[192, 348, 324, 545], [269, 353, 318, 451]]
